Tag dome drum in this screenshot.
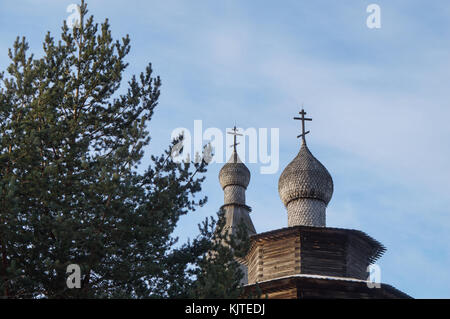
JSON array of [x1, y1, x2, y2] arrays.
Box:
[[287, 198, 326, 227], [224, 185, 246, 205]]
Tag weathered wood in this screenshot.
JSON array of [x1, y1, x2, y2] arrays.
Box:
[[243, 276, 411, 299], [267, 288, 297, 299], [246, 225, 386, 285]]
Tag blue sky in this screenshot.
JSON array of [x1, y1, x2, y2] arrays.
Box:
[[1, 0, 449, 298]]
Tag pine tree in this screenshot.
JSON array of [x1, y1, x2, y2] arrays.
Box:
[[0, 1, 213, 298], [188, 210, 251, 299]]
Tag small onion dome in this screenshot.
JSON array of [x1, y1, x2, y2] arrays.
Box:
[[278, 143, 333, 207], [219, 151, 250, 190]]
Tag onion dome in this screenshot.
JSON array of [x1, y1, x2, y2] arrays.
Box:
[[278, 142, 333, 207], [278, 108, 333, 227], [219, 150, 250, 190]]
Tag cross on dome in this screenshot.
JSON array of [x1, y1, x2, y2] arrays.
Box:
[[227, 125, 243, 152], [294, 108, 312, 145], [227, 126, 243, 163]]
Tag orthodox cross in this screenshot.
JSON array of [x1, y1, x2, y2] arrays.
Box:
[[294, 108, 312, 144], [227, 125, 242, 162]]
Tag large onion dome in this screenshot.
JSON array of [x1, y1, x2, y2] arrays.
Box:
[[278, 142, 333, 227], [279, 143, 333, 206]]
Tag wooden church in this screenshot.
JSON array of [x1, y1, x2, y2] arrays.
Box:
[[218, 109, 410, 299]]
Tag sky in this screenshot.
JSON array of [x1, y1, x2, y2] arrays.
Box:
[[1, 0, 449, 298]]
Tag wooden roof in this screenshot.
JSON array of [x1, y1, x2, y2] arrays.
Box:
[[249, 225, 386, 264], [243, 274, 411, 299]]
